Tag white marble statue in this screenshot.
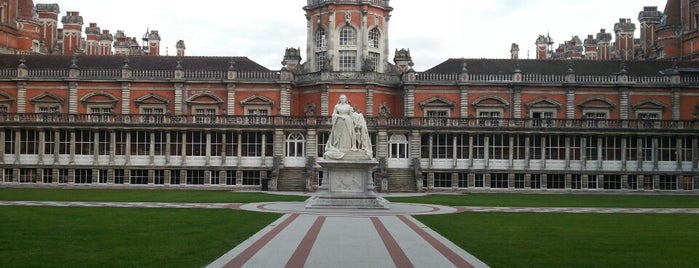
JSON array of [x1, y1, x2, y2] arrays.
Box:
[[324, 94, 373, 160]]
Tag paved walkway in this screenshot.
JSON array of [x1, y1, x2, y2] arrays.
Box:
[[3, 200, 698, 268]]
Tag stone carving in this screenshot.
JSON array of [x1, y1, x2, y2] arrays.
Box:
[[324, 94, 372, 160]]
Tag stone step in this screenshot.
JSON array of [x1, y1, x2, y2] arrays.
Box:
[[277, 168, 307, 191]]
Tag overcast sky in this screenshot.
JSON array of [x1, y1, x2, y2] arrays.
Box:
[[35, 0, 668, 70]]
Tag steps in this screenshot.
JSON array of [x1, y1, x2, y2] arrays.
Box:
[[277, 168, 307, 192], [386, 169, 417, 192]]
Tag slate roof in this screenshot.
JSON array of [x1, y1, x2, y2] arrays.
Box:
[[0, 55, 270, 71], [425, 59, 699, 76]]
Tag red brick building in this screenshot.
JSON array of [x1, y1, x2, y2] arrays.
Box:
[[0, 0, 697, 192]]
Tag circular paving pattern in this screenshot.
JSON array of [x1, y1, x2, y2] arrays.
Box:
[[239, 201, 458, 216]]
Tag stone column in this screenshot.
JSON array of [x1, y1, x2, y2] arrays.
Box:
[[365, 85, 374, 117], [121, 82, 130, 115], [226, 84, 236, 115], [68, 82, 78, 115], [69, 130, 76, 164], [174, 83, 185, 115], [321, 85, 329, 116], [16, 82, 26, 113], [566, 87, 576, 120], [671, 88, 681, 120], [511, 86, 522, 119], [404, 85, 415, 117], [205, 131, 211, 166], [459, 85, 469, 118], [618, 87, 630, 120], [279, 84, 291, 116]]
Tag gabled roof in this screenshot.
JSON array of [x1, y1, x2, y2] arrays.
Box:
[[0, 55, 270, 72], [425, 59, 699, 76]]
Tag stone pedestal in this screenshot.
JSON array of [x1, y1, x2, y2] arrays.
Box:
[[306, 157, 390, 209]]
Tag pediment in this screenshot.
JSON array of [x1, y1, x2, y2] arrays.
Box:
[[633, 99, 667, 111], [578, 96, 616, 109], [31, 92, 64, 104], [80, 91, 118, 104], [240, 95, 275, 106], [135, 93, 171, 105], [185, 92, 223, 105], [472, 95, 509, 108], [0, 91, 15, 103], [526, 97, 562, 109], [419, 96, 454, 108]]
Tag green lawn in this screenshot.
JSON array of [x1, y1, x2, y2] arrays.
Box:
[[387, 192, 699, 208], [0, 206, 279, 268], [2, 188, 698, 267], [0, 188, 308, 203], [416, 212, 699, 268]]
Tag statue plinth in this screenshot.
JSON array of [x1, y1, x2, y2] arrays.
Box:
[[306, 155, 390, 209]]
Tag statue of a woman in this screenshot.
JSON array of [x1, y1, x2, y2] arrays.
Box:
[[324, 94, 372, 160]]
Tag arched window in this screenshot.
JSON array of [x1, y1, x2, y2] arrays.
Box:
[[389, 134, 408, 159], [315, 28, 327, 48], [339, 26, 356, 46], [368, 28, 380, 49], [286, 132, 305, 157]]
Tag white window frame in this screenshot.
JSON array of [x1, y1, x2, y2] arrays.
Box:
[[339, 26, 357, 47], [530, 109, 556, 127], [285, 132, 305, 158], [583, 109, 609, 128], [636, 110, 662, 128], [141, 105, 166, 123], [88, 105, 114, 122], [316, 28, 327, 48], [339, 50, 357, 71], [368, 28, 380, 49], [244, 106, 270, 124], [477, 109, 503, 127], [389, 134, 409, 159], [193, 106, 218, 124]]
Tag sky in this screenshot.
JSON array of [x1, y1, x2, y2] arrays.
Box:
[[34, 0, 668, 71]]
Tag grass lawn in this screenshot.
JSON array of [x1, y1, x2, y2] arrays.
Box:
[[386, 192, 699, 208], [0, 206, 279, 268], [416, 212, 699, 268], [0, 188, 308, 203], [2, 188, 698, 267]]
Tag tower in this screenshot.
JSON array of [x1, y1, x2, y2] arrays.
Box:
[[614, 18, 636, 60], [176, 40, 186, 57], [583, 34, 598, 60], [510, 43, 519, 60], [303, 0, 393, 73], [84, 23, 100, 55], [535, 34, 552, 59], [99, 30, 113, 55], [638, 6, 662, 59], [596, 29, 613, 60], [142, 29, 161, 56], [36, 3, 60, 54], [61, 11, 84, 55]]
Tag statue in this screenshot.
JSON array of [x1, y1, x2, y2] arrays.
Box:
[[324, 94, 372, 160]]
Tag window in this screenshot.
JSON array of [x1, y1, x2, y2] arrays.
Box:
[[627, 175, 638, 190], [603, 175, 622, 189], [317, 132, 329, 157], [433, 173, 452, 188], [187, 170, 205, 185], [339, 50, 357, 71], [531, 111, 554, 127], [75, 130, 93, 155], [154, 170, 165, 185], [389, 134, 409, 159], [58, 130, 70, 155], [245, 108, 269, 124], [19, 168, 37, 183], [545, 135, 564, 160], [113, 170, 125, 184], [20, 130, 39, 155], [421, 134, 452, 159], [98, 131, 110, 155], [211, 132, 223, 156], [44, 130, 55, 155], [474, 174, 485, 188], [514, 174, 526, 189], [194, 108, 217, 124], [473, 135, 485, 159], [658, 136, 676, 162], [98, 170, 108, 184], [37, 105, 59, 122], [88, 107, 113, 122], [478, 111, 501, 126], [154, 131, 166, 155], [367, 52, 380, 72], [588, 175, 598, 189], [226, 170, 237, 185], [513, 135, 526, 160], [570, 136, 582, 161], [626, 136, 638, 161], [170, 170, 181, 185], [131, 170, 149, 184], [170, 132, 183, 156], [368, 28, 380, 48], [456, 134, 470, 159], [339, 26, 356, 46], [530, 174, 541, 189], [316, 28, 327, 48], [142, 107, 165, 123], [242, 170, 261, 185], [211, 171, 221, 185], [637, 112, 660, 128], [286, 133, 305, 158], [490, 134, 508, 160], [458, 173, 469, 188], [75, 169, 92, 184], [658, 175, 677, 190], [186, 131, 206, 156], [131, 131, 149, 156], [114, 131, 127, 155], [59, 169, 69, 184], [491, 173, 508, 188], [571, 174, 582, 189], [242, 132, 272, 157], [678, 137, 693, 162], [530, 135, 542, 160], [602, 136, 622, 161], [547, 174, 565, 189], [584, 111, 608, 128], [585, 136, 599, 160], [641, 136, 653, 161], [315, 52, 327, 72]]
